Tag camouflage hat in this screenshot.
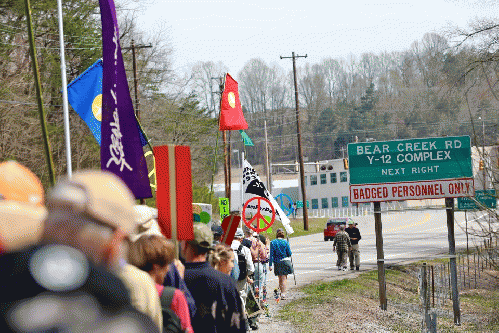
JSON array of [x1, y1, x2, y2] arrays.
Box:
[[47, 170, 136, 235], [189, 223, 213, 249]]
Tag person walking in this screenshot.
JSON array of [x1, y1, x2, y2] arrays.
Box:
[[345, 220, 362, 271], [231, 228, 256, 330], [209, 243, 236, 275], [129, 234, 193, 333], [182, 223, 246, 333], [333, 224, 351, 271], [269, 228, 293, 299]]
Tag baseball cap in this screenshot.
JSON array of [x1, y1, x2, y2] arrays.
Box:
[[0, 161, 44, 206], [189, 223, 213, 249], [0, 201, 46, 252], [211, 224, 224, 237], [234, 228, 244, 238], [47, 170, 136, 235], [348, 220, 354, 225]]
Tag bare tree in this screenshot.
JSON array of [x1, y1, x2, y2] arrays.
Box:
[[190, 61, 228, 117]]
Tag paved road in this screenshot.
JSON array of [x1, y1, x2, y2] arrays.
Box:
[[264, 209, 489, 292]]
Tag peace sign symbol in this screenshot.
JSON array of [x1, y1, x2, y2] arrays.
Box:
[[275, 193, 294, 217], [242, 197, 276, 233]]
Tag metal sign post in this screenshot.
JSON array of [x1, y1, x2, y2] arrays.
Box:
[[374, 202, 387, 310], [445, 198, 461, 325]]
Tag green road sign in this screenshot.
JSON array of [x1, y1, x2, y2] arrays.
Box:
[[218, 197, 230, 220], [348, 136, 472, 185], [296, 201, 309, 208], [457, 190, 497, 210]]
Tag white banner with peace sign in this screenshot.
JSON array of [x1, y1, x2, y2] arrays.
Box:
[[242, 159, 293, 234]]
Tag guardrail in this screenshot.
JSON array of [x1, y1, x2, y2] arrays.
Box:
[[294, 204, 448, 218]]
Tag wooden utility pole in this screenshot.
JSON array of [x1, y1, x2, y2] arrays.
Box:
[[124, 40, 152, 204], [445, 197, 461, 325], [124, 39, 152, 120], [280, 52, 309, 230], [374, 201, 387, 310], [219, 76, 231, 203], [264, 120, 272, 194], [25, 0, 56, 186]]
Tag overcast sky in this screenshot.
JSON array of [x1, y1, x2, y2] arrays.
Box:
[[130, 0, 498, 80]]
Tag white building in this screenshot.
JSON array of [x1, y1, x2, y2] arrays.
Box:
[[300, 159, 352, 210]]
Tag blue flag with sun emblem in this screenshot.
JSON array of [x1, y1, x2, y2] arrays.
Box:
[[67, 59, 104, 145], [67, 59, 148, 146]]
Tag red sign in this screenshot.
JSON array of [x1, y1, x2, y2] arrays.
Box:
[[154, 145, 193, 241], [242, 197, 275, 232], [221, 214, 241, 246], [350, 178, 474, 203]]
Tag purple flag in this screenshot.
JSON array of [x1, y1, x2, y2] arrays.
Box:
[[99, 0, 152, 199]]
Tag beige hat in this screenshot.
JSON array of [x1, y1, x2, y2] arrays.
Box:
[[0, 201, 46, 252], [189, 223, 213, 249], [47, 170, 136, 235]]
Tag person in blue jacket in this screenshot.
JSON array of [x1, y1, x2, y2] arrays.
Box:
[[269, 228, 293, 299]]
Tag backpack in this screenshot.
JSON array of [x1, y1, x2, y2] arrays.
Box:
[[236, 244, 248, 281], [159, 286, 184, 333]]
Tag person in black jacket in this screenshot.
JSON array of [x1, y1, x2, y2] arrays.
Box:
[[345, 221, 362, 271]]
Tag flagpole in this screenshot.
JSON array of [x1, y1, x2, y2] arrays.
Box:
[[24, 0, 56, 186], [221, 74, 231, 206], [209, 130, 220, 203], [228, 130, 232, 207], [241, 151, 244, 217], [56, 0, 72, 177], [286, 232, 297, 286]]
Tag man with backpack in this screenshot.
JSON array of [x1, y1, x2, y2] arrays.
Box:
[[231, 228, 255, 292], [231, 228, 255, 329]]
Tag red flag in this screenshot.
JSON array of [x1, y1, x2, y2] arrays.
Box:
[[154, 145, 193, 241], [219, 73, 248, 131]]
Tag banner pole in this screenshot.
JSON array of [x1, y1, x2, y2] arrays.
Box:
[[209, 130, 220, 203], [241, 152, 245, 214], [56, 0, 72, 177], [24, 0, 56, 186], [286, 233, 297, 285]]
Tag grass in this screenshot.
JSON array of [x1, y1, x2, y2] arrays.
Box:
[[277, 260, 499, 332], [263, 217, 327, 240]]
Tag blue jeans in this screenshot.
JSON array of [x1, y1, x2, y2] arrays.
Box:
[[253, 262, 267, 293]]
